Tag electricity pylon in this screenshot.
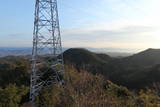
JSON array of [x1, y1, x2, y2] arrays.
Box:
[[30, 0, 64, 104]]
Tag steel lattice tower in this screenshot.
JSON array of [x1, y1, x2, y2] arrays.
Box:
[[30, 0, 64, 104]]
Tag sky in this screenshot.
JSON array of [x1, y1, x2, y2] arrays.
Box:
[[0, 0, 160, 52]]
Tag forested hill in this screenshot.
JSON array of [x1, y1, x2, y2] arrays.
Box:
[[117, 48, 160, 67], [63, 48, 111, 65], [64, 48, 160, 67], [63, 48, 160, 89]]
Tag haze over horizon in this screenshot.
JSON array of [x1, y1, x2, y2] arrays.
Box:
[[0, 0, 160, 52]]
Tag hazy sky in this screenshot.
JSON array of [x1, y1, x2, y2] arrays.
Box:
[[0, 0, 160, 52]]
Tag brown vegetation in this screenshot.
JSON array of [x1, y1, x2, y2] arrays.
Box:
[[35, 66, 160, 107]]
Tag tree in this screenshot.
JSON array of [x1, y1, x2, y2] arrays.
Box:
[[0, 84, 29, 107]]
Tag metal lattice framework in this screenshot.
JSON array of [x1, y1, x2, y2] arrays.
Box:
[[30, 0, 64, 103]]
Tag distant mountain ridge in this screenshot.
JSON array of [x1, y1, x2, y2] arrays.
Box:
[[0, 47, 32, 57], [0, 47, 133, 57]]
